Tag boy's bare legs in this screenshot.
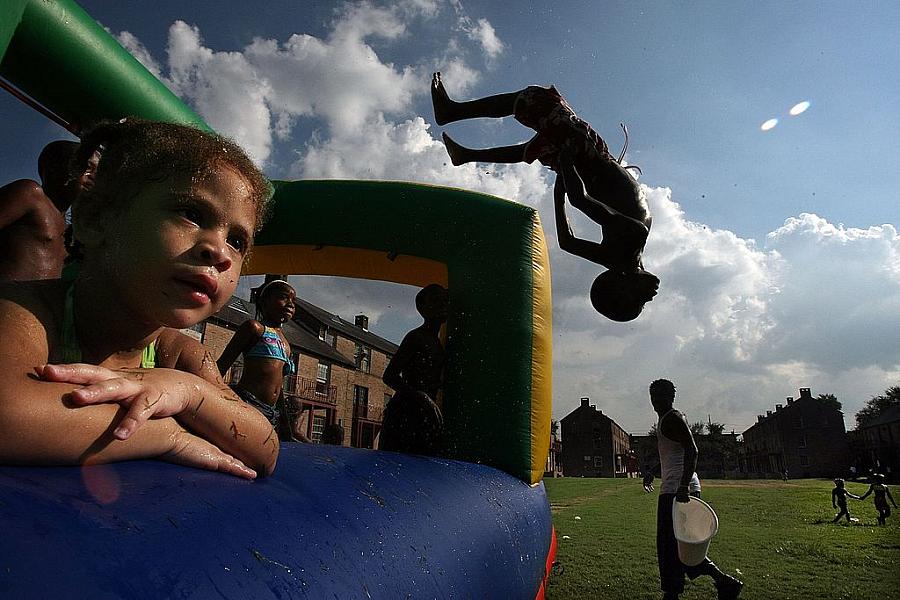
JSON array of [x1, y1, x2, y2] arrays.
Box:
[[442, 132, 528, 166], [431, 72, 520, 125]]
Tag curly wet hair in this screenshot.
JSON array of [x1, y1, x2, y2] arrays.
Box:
[[68, 118, 272, 259]]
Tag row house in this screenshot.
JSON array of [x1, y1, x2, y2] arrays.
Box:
[[199, 293, 398, 447], [852, 404, 900, 481], [560, 397, 636, 478], [740, 388, 849, 479]]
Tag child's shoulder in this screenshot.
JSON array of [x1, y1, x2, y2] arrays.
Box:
[[0, 279, 66, 322], [0, 280, 67, 355], [156, 327, 206, 360]]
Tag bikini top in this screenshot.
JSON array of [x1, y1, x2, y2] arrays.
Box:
[[61, 282, 156, 368], [243, 325, 295, 375]]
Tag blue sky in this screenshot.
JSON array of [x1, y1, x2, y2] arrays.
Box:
[[2, 1, 898, 433]]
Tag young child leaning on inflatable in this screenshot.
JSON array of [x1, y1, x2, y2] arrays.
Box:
[[0, 118, 278, 479]]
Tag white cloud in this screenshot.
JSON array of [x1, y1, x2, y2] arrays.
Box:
[[467, 18, 505, 60], [114, 31, 163, 78]]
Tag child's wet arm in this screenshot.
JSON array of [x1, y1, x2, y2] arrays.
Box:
[[175, 376, 278, 476], [0, 374, 185, 466], [159, 332, 278, 475]]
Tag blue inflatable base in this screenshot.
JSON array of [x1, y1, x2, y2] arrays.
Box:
[[0, 444, 552, 599]]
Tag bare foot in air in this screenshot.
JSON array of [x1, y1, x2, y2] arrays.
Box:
[[431, 72, 455, 126], [441, 132, 467, 166]]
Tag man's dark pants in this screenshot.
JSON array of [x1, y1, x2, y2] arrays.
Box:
[[657, 492, 724, 595]]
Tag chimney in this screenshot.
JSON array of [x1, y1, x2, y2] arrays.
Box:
[[776, 404, 783, 411], [580, 397, 590, 408], [799, 387, 812, 399], [757, 415, 764, 423], [767, 410, 773, 417], [786, 397, 793, 405], [354, 315, 369, 331]]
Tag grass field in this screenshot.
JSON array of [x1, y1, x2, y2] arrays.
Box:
[[544, 478, 899, 599]]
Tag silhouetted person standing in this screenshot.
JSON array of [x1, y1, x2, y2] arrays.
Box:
[[650, 378, 743, 600], [379, 284, 448, 455]]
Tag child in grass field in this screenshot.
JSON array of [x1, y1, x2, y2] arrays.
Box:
[[0, 118, 278, 479], [831, 478, 860, 523], [859, 473, 897, 525]]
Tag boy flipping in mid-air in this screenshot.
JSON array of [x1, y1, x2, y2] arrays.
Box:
[[431, 72, 659, 322], [831, 478, 860, 524]]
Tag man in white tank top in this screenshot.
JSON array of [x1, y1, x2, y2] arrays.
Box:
[[650, 379, 743, 600]]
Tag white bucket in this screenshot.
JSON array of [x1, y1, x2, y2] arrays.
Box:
[[672, 496, 719, 566]]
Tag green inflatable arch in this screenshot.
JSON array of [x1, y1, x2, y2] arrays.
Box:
[[0, 0, 553, 483]]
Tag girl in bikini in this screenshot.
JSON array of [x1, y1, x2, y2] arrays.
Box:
[[217, 279, 303, 441], [0, 118, 278, 479]]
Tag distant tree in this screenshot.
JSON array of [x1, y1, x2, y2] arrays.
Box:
[[855, 386, 900, 428], [647, 423, 658, 437], [690, 421, 706, 437], [816, 393, 842, 411], [550, 419, 559, 438], [707, 421, 726, 436]]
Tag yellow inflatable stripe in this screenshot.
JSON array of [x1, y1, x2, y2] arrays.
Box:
[[529, 214, 553, 484], [246, 245, 449, 288]]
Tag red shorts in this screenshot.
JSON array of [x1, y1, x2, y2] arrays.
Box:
[[513, 85, 610, 168]]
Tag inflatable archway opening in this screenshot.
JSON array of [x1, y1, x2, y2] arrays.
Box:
[[0, 0, 553, 485], [250, 180, 553, 484]]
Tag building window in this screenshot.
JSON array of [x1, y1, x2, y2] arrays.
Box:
[[316, 362, 330, 395], [319, 327, 336, 347], [354, 385, 369, 418], [799, 455, 809, 466], [593, 456, 603, 468], [798, 434, 807, 448], [583, 455, 591, 462], [355, 343, 371, 373]]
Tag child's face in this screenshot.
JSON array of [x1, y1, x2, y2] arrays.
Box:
[[96, 163, 256, 329], [260, 285, 296, 323]]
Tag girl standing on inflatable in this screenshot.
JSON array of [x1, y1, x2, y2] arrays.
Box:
[[217, 279, 305, 441], [0, 118, 277, 479]]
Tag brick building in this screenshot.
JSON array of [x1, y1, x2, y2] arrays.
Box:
[[854, 404, 900, 481], [560, 398, 635, 478], [199, 294, 398, 447], [740, 388, 849, 478]]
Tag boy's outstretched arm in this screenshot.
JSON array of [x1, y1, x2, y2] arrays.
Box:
[[383, 334, 415, 394], [553, 172, 611, 266]]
